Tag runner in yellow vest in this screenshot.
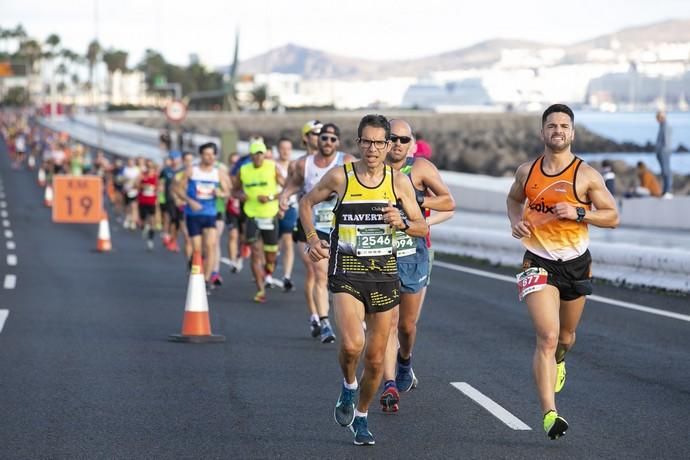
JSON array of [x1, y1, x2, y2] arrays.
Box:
[[234, 140, 285, 303]]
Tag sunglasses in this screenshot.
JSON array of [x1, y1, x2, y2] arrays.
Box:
[[390, 135, 412, 144], [320, 135, 338, 143]]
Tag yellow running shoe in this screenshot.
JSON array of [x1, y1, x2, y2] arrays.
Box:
[[543, 410, 569, 440], [555, 360, 567, 393], [254, 290, 266, 303]]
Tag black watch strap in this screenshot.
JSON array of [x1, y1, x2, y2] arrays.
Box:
[[575, 207, 586, 223]]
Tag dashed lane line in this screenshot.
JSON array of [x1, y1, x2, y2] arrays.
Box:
[[4, 274, 16, 289], [7, 241, 15, 250], [450, 382, 531, 431], [7, 254, 17, 266], [0, 310, 8, 333], [3, 230, 12, 239], [434, 260, 690, 323]]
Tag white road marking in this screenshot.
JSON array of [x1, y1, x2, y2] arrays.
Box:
[[2, 219, 9, 227], [0, 201, 6, 208], [0, 310, 8, 333], [451, 382, 531, 431], [7, 255, 17, 266], [435, 260, 690, 323], [7, 241, 15, 250], [4, 229, 12, 239], [4, 274, 16, 289], [0, 210, 7, 218]]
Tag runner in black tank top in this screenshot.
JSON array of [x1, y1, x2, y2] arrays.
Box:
[[298, 115, 428, 446]]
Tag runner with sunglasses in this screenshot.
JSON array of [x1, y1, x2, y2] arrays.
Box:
[[279, 123, 356, 343], [378, 119, 456, 413], [300, 114, 428, 446]]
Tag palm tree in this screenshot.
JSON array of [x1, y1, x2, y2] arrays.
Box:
[[102, 49, 129, 104], [45, 33, 60, 58], [86, 39, 101, 90]]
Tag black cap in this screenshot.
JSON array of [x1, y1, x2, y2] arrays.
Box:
[[320, 122, 340, 138]]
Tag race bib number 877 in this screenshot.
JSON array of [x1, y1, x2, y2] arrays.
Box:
[[516, 267, 548, 301]]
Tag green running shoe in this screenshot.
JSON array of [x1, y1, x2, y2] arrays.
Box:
[[543, 410, 569, 440], [555, 360, 566, 393]]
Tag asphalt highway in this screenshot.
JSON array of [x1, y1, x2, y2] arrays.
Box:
[[0, 140, 688, 459]]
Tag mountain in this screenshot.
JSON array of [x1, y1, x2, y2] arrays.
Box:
[[238, 43, 381, 79], [232, 19, 690, 80], [569, 18, 690, 52]]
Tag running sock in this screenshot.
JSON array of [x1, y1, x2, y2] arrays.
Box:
[[555, 342, 569, 363], [397, 352, 411, 367], [310, 314, 320, 323], [384, 380, 396, 390], [320, 316, 330, 327], [344, 378, 358, 390], [354, 409, 367, 418]]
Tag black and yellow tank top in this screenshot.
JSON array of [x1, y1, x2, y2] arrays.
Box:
[[329, 162, 398, 282]]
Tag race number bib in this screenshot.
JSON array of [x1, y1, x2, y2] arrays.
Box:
[[355, 225, 393, 257], [142, 184, 156, 197], [516, 267, 549, 301], [256, 218, 275, 231], [395, 230, 416, 257], [195, 182, 215, 200], [314, 208, 334, 231]]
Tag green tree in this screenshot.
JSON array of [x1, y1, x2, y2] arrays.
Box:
[[2, 86, 28, 106], [252, 84, 268, 110], [86, 39, 101, 88]]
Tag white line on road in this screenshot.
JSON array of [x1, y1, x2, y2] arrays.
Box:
[[4, 274, 16, 289], [450, 382, 531, 431], [435, 260, 690, 323], [7, 241, 15, 250], [0, 210, 7, 218], [0, 310, 8, 333], [0, 201, 6, 208], [4, 229, 12, 239], [2, 219, 9, 227], [7, 255, 17, 266]]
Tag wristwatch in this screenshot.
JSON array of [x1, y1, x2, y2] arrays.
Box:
[[399, 218, 410, 232], [575, 207, 586, 223]]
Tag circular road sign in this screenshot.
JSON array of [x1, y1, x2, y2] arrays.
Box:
[[165, 100, 187, 123]]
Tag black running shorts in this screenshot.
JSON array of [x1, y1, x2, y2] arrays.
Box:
[[328, 274, 400, 314], [522, 250, 593, 301]]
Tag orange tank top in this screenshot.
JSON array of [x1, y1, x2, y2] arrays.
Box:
[[522, 155, 591, 261]]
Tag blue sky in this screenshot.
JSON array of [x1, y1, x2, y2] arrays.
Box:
[[3, 0, 690, 67]]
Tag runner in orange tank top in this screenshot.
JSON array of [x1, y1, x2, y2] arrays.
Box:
[[506, 104, 619, 440]]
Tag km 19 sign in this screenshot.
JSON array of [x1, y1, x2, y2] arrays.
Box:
[[52, 176, 103, 224]]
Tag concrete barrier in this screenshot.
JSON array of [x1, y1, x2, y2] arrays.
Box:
[[432, 226, 690, 292]]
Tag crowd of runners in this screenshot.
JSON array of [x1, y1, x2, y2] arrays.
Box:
[[0, 105, 618, 446]]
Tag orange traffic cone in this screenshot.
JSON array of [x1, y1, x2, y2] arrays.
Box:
[[169, 251, 225, 343], [44, 184, 53, 207], [38, 168, 46, 187], [96, 212, 112, 252]]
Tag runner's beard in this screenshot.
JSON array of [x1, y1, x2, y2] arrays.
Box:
[[546, 137, 572, 153]]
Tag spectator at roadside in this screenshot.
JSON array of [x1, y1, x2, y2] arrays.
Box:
[[655, 111, 673, 198], [625, 161, 662, 198], [601, 159, 616, 196]]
